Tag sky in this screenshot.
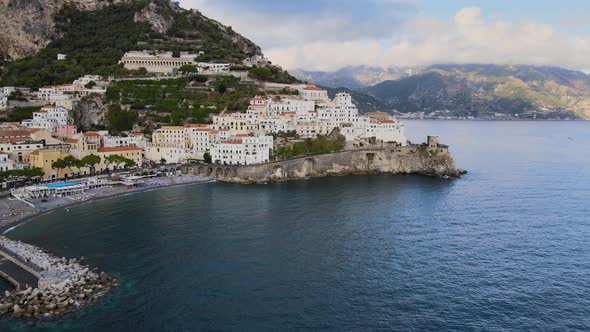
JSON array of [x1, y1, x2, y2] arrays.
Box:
[[178, 0, 590, 72]]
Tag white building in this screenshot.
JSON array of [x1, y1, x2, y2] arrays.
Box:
[[1, 87, 16, 96], [120, 51, 198, 74], [57, 54, 67, 61], [196, 62, 231, 74], [0, 96, 7, 109], [297, 85, 329, 102], [211, 133, 273, 165], [0, 152, 14, 172], [21, 106, 69, 135], [73, 75, 104, 87], [103, 133, 147, 149], [0, 141, 44, 168], [242, 55, 270, 67]]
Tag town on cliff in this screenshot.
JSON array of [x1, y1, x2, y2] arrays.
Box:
[[0, 2, 462, 320]]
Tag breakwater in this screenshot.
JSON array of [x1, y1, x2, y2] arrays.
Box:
[[0, 237, 117, 319], [183, 136, 464, 184]]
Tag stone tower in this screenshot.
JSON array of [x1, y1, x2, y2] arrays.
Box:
[[427, 136, 439, 148]]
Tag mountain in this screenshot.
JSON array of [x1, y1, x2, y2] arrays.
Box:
[[322, 86, 389, 114], [365, 64, 590, 119], [0, 0, 264, 87], [292, 66, 420, 90]]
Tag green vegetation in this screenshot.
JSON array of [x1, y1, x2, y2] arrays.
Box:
[[272, 133, 346, 161], [5, 106, 39, 122], [106, 77, 258, 125], [105, 155, 136, 170], [108, 105, 139, 134], [81, 154, 102, 175], [0, 0, 273, 88], [0, 168, 45, 179], [249, 66, 298, 84], [0, 3, 152, 88], [203, 152, 212, 164]]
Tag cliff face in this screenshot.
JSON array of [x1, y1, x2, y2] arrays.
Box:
[[216, 144, 463, 184], [0, 0, 133, 60], [0, 0, 262, 61], [70, 94, 109, 131]]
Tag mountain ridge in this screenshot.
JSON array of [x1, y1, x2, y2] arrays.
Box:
[[365, 64, 590, 119]]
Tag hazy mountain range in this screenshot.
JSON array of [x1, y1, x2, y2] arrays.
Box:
[[293, 64, 590, 119]]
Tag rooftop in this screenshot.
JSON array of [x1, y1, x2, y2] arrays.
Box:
[[97, 146, 142, 153]]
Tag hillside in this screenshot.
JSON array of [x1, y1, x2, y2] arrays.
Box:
[[0, 0, 265, 87], [365, 64, 590, 119]]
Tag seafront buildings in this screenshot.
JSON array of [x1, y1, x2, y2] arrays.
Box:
[[0, 83, 405, 176]]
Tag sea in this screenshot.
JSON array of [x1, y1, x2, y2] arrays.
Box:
[[1, 120, 590, 331]]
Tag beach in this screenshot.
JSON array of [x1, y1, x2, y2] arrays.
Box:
[[0, 174, 213, 233]]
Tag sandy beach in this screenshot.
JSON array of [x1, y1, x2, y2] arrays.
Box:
[[0, 174, 213, 233]]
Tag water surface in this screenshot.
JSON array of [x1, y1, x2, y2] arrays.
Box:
[[2, 120, 590, 331]]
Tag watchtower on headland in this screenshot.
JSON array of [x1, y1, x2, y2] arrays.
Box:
[[427, 136, 439, 148]]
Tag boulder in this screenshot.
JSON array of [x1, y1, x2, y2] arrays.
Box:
[[12, 304, 25, 314], [0, 303, 13, 313]]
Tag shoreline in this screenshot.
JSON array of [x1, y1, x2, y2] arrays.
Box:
[[0, 175, 214, 235]]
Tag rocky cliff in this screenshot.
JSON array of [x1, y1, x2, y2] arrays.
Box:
[[214, 143, 463, 184], [0, 0, 133, 60], [70, 94, 109, 131], [0, 0, 262, 61]]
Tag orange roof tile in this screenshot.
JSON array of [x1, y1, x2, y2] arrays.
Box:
[[221, 139, 242, 144], [97, 146, 142, 153]]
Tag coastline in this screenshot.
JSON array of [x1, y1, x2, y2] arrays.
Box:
[[0, 175, 214, 235]]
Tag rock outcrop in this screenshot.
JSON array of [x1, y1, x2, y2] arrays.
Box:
[[0, 0, 132, 60], [0, 0, 263, 61], [71, 94, 110, 131], [219, 142, 465, 184]]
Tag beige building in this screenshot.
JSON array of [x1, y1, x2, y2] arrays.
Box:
[[97, 146, 143, 170], [29, 149, 77, 180], [120, 51, 197, 74]]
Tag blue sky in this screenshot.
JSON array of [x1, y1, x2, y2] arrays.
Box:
[[179, 0, 590, 71]]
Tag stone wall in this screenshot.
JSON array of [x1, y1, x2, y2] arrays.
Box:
[[215, 143, 462, 184]]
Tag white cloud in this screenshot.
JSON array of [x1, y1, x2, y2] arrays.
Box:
[[178, 1, 590, 72]]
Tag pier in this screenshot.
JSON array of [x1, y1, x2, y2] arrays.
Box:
[[0, 243, 42, 290], [0, 236, 118, 319]]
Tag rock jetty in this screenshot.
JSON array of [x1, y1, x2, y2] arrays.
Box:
[[0, 236, 117, 320]]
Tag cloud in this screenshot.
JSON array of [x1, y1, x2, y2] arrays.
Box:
[[178, 1, 590, 72]]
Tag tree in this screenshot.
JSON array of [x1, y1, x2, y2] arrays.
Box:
[[108, 105, 139, 133], [51, 159, 68, 178], [63, 155, 82, 176], [105, 154, 135, 171], [179, 64, 197, 74], [84, 81, 96, 89], [203, 152, 212, 164], [160, 158, 167, 165], [81, 154, 101, 175], [216, 83, 227, 94]]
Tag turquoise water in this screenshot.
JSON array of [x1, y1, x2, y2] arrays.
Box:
[[2, 120, 590, 331]]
